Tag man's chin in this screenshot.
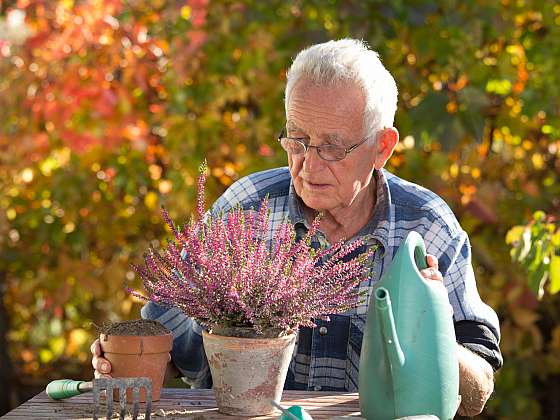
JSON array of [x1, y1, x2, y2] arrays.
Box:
[[301, 195, 332, 213]]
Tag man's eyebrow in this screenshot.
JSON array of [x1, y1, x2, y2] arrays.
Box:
[[321, 133, 344, 145], [286, 122, 344, 144]]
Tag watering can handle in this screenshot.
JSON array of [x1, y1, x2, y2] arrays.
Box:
[[404, 231, 428, 271]]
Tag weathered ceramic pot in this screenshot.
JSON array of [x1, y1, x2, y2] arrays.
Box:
[[203, 328, 296, 416], [99, 332, 173, 402]]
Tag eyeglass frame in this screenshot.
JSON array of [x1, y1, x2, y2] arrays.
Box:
[[277, 127, 372, 162]]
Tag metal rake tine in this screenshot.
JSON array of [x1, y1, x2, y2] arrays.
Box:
[[119, 381, 127, 420], [106, 380, 114, 420], [144, 378, 152, 420], [92, 379, 101, 420], [132, 385, 140, 420]]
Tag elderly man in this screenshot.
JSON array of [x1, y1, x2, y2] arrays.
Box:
[[91, 39, 502, 416]]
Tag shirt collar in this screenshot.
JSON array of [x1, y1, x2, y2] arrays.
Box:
[[287, 169, 392, 252], [288, 181, 307, 227]]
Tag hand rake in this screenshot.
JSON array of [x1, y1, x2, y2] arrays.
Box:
[[46, 377, 153, 419]]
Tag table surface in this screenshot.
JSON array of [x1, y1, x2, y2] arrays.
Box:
[[2, 388, 362, 419]]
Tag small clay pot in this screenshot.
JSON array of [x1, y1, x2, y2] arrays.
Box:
[[203, 330, 296, 416], [100, 332, 173, 402]]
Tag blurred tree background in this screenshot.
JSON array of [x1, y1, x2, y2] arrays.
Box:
[[1, 0, 559, 417]]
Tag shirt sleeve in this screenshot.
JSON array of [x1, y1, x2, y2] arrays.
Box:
[[141, 301, 212, 388], [437, 230, 503, 371], [455, 320, 503, 371]]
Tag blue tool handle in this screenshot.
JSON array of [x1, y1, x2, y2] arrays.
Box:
[[46, 379, 86, 400]]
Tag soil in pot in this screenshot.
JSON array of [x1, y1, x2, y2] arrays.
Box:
[[99, 319, 173, 402], [99, 319, 170, 336]]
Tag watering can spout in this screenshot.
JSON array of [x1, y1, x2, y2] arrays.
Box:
[[375, 287, 405, 370]]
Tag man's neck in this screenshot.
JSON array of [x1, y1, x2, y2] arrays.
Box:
[[304, 177, 377, 244]]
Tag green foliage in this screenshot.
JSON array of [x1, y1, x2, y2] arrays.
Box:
[[1, 0, 559, 417], [507, 211, 560, 298]]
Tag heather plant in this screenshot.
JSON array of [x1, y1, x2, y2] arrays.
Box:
[[131, 164, 372, 334]]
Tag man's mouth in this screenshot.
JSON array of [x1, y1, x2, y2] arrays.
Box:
[[302, 179, 330, 190]]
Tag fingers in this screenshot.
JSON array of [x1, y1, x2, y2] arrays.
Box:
[[92, 356, 113, 381], [457, 396, 486, 417], [420, 267, 443, 282], [167, 353, 172, 363], [90, 339, 101, 356], [91, 338, 112, 375], [421, 254, 443, 282], [91, 338, 113, 381], [425, 254, 439, 270], [94, 370, 112, 379], [92, 355, 112, 374]]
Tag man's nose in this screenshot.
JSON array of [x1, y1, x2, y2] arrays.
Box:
[[302, 146, 325, 172]]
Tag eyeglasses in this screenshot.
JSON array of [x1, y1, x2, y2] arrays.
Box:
[[277, 128, 370, 162]]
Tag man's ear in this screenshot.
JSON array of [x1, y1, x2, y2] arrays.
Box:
[[373, 127, 399, 170]]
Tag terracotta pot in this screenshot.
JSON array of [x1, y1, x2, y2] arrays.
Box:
[[99, 332, 173, 402], [203, 330, 296, 416]]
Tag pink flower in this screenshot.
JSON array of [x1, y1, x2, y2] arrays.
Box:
[[131, 165, 373, 334]]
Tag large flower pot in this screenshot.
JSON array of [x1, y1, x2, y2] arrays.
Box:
[[203, 329, 297, 416], [99, 331, 173, 402]]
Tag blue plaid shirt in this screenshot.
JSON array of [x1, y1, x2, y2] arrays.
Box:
[[141, 167, 502, 391]]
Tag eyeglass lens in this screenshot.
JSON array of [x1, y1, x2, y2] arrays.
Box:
[[280, 138, 346, 161]]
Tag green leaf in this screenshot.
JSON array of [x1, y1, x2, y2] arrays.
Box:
[[527, 263, 548, 300], [533, 210, 546, 222]]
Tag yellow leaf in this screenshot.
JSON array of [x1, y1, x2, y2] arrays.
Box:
[[180, 5, 191, 20], [6, 208, 16, 220], [39, 348, 53, 363], [550, 253, 560, 294], [48, 336, 66, 357], [551, 231, 560, 247], [506, 226, 525, 244], [67, 328, 89, 355], [144, 191, 158, 210]]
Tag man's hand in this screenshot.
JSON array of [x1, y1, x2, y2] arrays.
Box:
[[457, 345, 494, 417], [90, 338, 112, 379], [420, 254, 444, 282]]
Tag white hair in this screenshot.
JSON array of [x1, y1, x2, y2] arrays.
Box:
[[285, 38, 398, 138]]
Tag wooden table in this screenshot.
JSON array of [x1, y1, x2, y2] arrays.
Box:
[[2, 388, 362, 419]]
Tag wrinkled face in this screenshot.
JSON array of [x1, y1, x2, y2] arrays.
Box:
[[285, 79, 378, 212]]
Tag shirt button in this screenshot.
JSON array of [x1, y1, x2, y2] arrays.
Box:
[[313, 385, 322, 391], [319, 326, 328, 336]]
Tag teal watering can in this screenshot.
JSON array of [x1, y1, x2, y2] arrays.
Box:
[[359, 231, 460, 420]]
